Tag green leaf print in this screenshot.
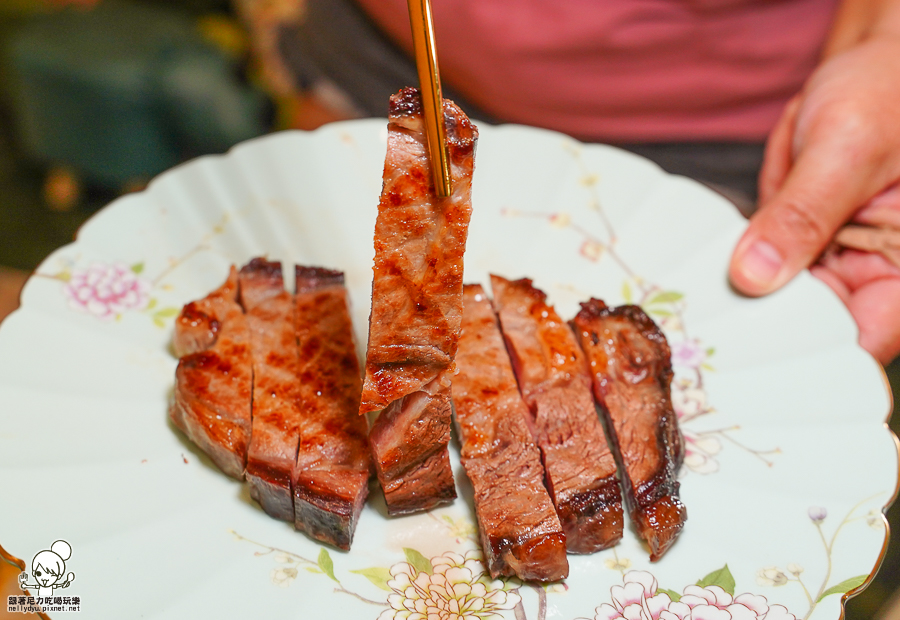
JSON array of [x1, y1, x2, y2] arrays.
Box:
[[817, 575, 868, 602], [350, 567, 393, 591], [317, 548, 337, 582], [658, 588, 681, 602], [646, 291, 683, 306], [403, 548, 433, 575], [154, 307, 180, 319], [696, 565, 735, 596], [647, 308, 673, 318]]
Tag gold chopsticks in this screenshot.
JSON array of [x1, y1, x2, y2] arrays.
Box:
[[407, 0, 452, 198]]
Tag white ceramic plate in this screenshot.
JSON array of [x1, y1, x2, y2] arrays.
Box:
[[1, 120, 896, 620]]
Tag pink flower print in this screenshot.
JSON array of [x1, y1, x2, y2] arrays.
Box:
[[671, 379, 711, 421], [808, 506, 827, 523], [676, 584, 795, 620], [63, 262, 152, 320], [549, 212, 571, 228], [671, 340, 707, 369], [595, 571, 797, 620], [596, 571, 674, 620], [682, 431, 722, 474], [581, 239, 604, 261]]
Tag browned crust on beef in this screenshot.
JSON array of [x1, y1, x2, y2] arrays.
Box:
[[389, 87, 477, 163], [170, 266, 252, 479], [572, 300, 686, 561], [292, 266, 371, 549], [453, 285, 568, 581], [173, 304, 219, 358], [240, 258, 303, 522], [361, 88, 477, 514], [490, 276, 623, 553], [295, 266, 344, 292], [294, 469, 370, 547]]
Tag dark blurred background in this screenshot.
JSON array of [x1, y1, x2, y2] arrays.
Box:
[[0, 1, 896, 618]]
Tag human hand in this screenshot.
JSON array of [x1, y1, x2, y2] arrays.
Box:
[[728, 33, 900, 364]]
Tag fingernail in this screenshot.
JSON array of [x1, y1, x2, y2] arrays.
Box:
[[740, 240, 783, 287]]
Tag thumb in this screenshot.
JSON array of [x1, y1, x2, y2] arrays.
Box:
[[730, 121, 881, 296]]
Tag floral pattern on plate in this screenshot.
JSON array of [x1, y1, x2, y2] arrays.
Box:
[[62, 262, 153, 320], [230, 493, 883, 620]]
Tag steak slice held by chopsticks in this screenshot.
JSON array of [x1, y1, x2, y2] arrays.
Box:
[[453, 285, 568, 582], [240, 258, 304, 522], [292, 266, 372, 550], [491, 276, 623, 553], [171, 266, 252, 480], [360, 87, 478, 515], [572, 300, 687, 561]]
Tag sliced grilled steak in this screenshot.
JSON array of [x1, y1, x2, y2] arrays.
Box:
[[360, 87, 478, 515], [572, 300, 686, 561], [367, 373, 455, 516], [453, 285, 568, 581], [490, 276, 623, 553], [170, 266, 252, 480], [292, 266, 371, 550], [239, 258, 304, 522]]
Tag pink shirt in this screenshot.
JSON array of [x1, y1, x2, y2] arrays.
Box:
[[356, 0, 839, 141]]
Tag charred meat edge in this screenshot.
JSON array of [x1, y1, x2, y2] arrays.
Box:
[[452, 284, 568, 581], [572, 299, 686, 561], [490, 275, 623, 553]]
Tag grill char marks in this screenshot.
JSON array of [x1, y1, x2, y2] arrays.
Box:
[[172, 260, 372, 549], [292, 266, 372, 550], [490, 276, 623, 553], [359, 87, 478, 412], [453, 285, 568, 581], [170, 266, 252, 480], [240, 258, 304, 522], [361, 87, 477, 515], [571, 300, 686, 561]]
